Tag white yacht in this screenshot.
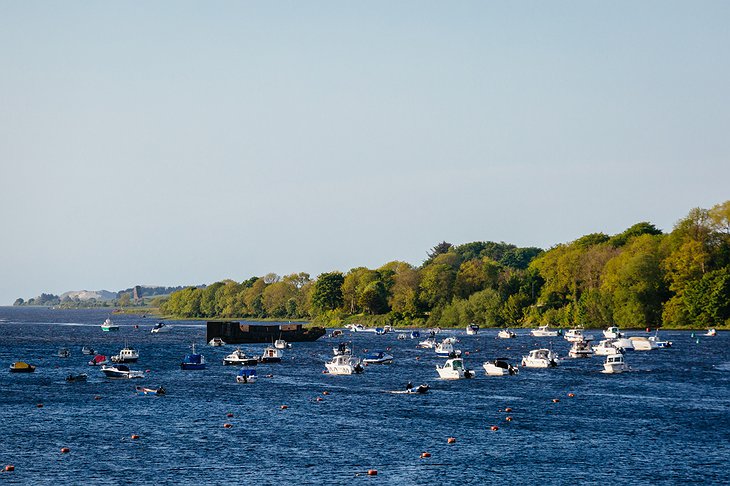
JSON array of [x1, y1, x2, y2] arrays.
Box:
[[208, 337, 226, 347], [483, 359, 519, 376], [593, 339, 624, 356], [325, 354, 364, 375], [564, 328, 595, 343], [223, 348, 258, 366], [602, 353, 629, 374], [630, 336, 658, 351], [531, 325, 560, 337], [521, 349, 559, 368], [436, 357, 474, 380], [111, 345, 139, 363], [603, 326, 623, 339], [466, 324, 479, 335], [498, 329, 516, 339], [101, 364, 144, 379], [568, 341, 594, 358], [274, 339, 291, 350]]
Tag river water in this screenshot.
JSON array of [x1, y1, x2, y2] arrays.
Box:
[[0, 307, 728, 485]]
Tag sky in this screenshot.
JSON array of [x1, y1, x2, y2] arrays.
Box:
[[1, 1, 729, 304]]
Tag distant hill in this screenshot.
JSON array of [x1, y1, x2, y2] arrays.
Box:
[[60, 290, 117, 301], [14, 285, 196, 306]]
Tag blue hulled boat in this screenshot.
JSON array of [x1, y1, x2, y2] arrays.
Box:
[[181, 344, 206, 370]]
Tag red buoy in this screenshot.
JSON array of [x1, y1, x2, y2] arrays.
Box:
[[323, 391, 330, 396], [491, 426, 499, 431], [227, 413, 234, 418], [421, 452, 431, 458], [4, 465, 14, 472], [447, 437, 456, 444], [367, 469, 378, 476], [505, 416, 513, 422], [504, 407, 512, 413], [131, 434, 140, 440], [36, 403, 43, 408], [552, 399, 560, 403], [280, 405, 288, 410], [60, 447, 70, 454], [223, 423, 233, 429], [568, 393, 575, 398], [94, 395, 102, 400]]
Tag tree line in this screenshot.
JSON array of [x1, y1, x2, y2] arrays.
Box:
[[160, 201, 730, 329]]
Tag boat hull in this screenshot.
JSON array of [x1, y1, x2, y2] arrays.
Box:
[[207, 321, 325, 344], [180, 363, 206, 370]]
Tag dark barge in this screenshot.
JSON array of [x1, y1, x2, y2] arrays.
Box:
[[207, 321, 326, 344]]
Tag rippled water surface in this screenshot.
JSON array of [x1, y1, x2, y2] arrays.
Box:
[[1, 307, 729, 485]]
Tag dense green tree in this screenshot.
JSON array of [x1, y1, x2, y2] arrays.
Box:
[[311, 272, 345, 313]]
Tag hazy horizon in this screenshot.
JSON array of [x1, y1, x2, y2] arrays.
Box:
[[2, 1, 728, 304]]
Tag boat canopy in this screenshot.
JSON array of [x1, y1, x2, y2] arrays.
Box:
[[115, 364, 130, 371], [183, 354, 203, 364], [12, 361, 32, 369]]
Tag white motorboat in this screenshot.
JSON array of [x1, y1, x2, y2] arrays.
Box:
[[568, 341, 594, 358], [602, 353, 629, 374], [259, 346, 283, 363], [630, 336, 658, 351], [498, 329, 516, 339], [521, 349, 559, 368], [363, 351, 394, 365], [330, 330, 344, 338], [397, 333, 407, 340], [409, 330, 421, 339], [101, 364, 144, 379], [612, 337, 634, 351], [564, 327, 594, 342], [434, 341, 459, 356], [442, 336, 457, 345], [705, 328, 717, 337], [483, 359, 519, 376], [151, 322, 172, 333], [428, 327, 442, 336], [436, 357, 474, 380], [346, 324, 364, 332], [101, 318, 119, 332], [208, 337, 226, 347], [325, 354, 364, 375], [466, 324, 479, 335], [592, 339, 624, 356], [57, 348, 71, 358], [236, 368, 257, 384], [603, 326, 623, 339], [81, 346, 95, 355], [274, 339, 291, 350], [223, 348, 258, 366], [333, 342, 352, 355], [648, 331, 672, 348], [417, 338, 437, 349], [531, 325, 560, 337], [111, 345, 139, 363]]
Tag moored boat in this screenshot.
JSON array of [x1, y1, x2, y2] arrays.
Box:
[[332, 342, 352, 356], [705, 328, 717, 337], [592, 339, 624, 356], [223, 348, 258, 366], [65, 373, 88, 382], [208, 337, 226, 347], [436, 356, 474, 380], [466, 323, 479, 335], [629, 336, 658, 351], [111, 345, 139, 363], [417, 338, 436, 349], [483, 358, 519, 376], [434, 340, 459, 357], [603, 326, 623, 339], [564, 327, 594, 342], [330, 330, 344, 338], [346, 324, 364, 332], [88, 354, 109, 366], [648, 331, 672, 348], [497, 329, 517, 339], [568, 341, 594, 358], [151, 322, 172, 333], [274, 339, 291, 350], [57, 348, 71, 358], [259, 346, 283, 363], [602, 353, 629, 374], [531, 325, 560, 337], [181, 344, 206, 370], [325, 354, 364, 375], [135, 385, 166, 395], [409, 330, 420, 339], [236, 368, 257, 383], [101, 364, 144, 379], [10, 361, 36, 373], [521, 349, 559, 368], [101, 318, 119, 332], [81, 346, 95, 355], [362, 351, 394, 365]]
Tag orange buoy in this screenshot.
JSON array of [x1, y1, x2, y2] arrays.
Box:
[[280, 405, 288, 410], [367, 469, 378, 476], [491, 426, 499, 431], [60, 447, 70, 454], [131, 434, 140, 440], [223, 423, 233, 429], [552, 399, 560, 403], [421, 452, 431, 458], [36, 403, 43, 408], [227, 413, 234, 418], [505, 416, 513, 422], [504, 407, 512, 413], [323, 391, 330, 396], [568, 393, 575, 398], [316, 397, 323, 402], [447, 437, 456, 444], [5, 465, 14, 472]]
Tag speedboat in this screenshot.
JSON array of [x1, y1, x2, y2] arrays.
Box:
[[259, 346, 283, 363], [603, 326, 623, 339], [498, 329, 516, 339], [208, 337, 226, 347], [88, 354, 109, 366], [406, 384, 430, 394], [223, 348, 258, 366], [648, 331, 672, 348], [57, 348, 71, 358], [181, 344, 206, 370], [101, 318, 119, 332], [362, 351, 394, 365], [568, 341, 594, 358], [531, 325, 560, 337], [434, 341, 459, 357], [629, 336, 658, 351], [436, 357, 474, 380], [65, 373, 88, 382], [466, 324, 479, 335], [564, 327, 594, 342], [135, 385, 166, 395], [236, 368, 257, 383], [101, 364, 144, 379], [521, 349, 559, 368], [602, 353, 629, 374], [274, 339, 291, 350], [9, 361, 36, 373], [346, 324, 364, 332], [325, 354, 364, 375], [705, 328, 717, 337], [81, 346, 95, 355], [417, 338, 436, 349], [593, 339, 624, 356], [483, 358, 519, 376], [151, 322, 172, 333], [333, 342, 352, 356], [111, 345, 139, 363]]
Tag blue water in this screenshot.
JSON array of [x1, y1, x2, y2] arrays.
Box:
[[1, 307, 729, 485]]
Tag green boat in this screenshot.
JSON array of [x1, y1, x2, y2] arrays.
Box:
[[101, 318, 119, 332]]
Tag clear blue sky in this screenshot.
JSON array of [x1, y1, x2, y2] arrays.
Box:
[[1, 1, 728, 304]]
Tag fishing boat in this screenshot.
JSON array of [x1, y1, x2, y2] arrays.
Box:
[[497, 329, 517, 339], [9, 361, 36, 373], [332, 342, 352, 356], [180, 344, 206, 370], [57, 348, 71, 358], [629, 336, 658, 351], [705, 328, 717, 337], [208, 337, 226, 347], [101, 318, 119, 332], [81, 346, 95, 355], [483, 358, 519, 376], [259, 346, 283, 363], [568, 341, 594, 358], [88, 354, 109, 366], [135, 385, 166, 395], [325, 354, 364, 375], [223, 348, 258, 366], [466, 323, 479, 335], [236, 368, 257, 383], [436, 356, 474, 380], [592, 339, 624, 356], [602, 353, 629, 374], [531, 325, 560, 337], [151, 322, 172, 333], [274, 339, 291, 350], [603, 326, 623, 339], [101, 364, 144, 379], [564, 327, 594, 342], [65, 373, 88, 382], [362, 351, 394, 365], [521, 349, 559, 368], [111, 344, 139, 363]]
